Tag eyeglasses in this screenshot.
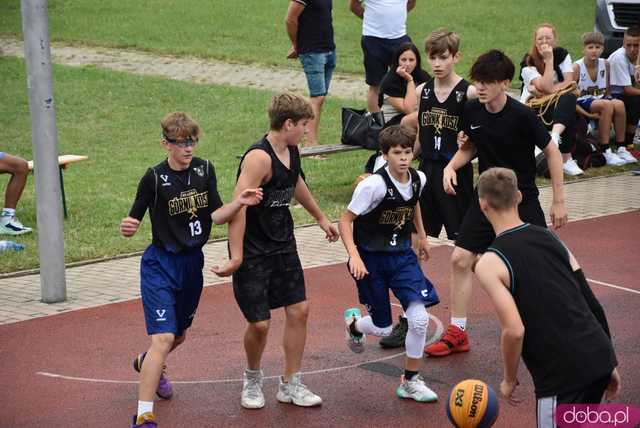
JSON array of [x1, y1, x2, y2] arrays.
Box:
[[163, 134, 199, 148]]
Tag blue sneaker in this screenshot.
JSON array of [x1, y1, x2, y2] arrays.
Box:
[[344, 308, 365, 353]]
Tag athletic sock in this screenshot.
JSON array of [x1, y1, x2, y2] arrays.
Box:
[[349, 319, 363, 337], [451, 317, 467, 331], [137, 400, 154, 417], [1, 208, 15, 218], [601, 143, 610, 153], [404, 370, 419, 381]]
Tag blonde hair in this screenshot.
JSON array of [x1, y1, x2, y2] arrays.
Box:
[[425, 28, 460, 56], [477, 167, 519, 210], [161, 112, 200, 140]]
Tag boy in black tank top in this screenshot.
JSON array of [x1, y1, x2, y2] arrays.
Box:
[[426, 50, 568, 358], [339, 126, 439, 403], [474, 168, 619, 428], [226, 93, 339, 410]]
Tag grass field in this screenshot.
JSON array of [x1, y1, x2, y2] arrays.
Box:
[[1, 0, 594, 78]]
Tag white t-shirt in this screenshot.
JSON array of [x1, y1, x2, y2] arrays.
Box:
[[362, 0, 408, 39], [607, 47, 634, 95], [520, 54, 573, 103], [348, 166, 426, 216]]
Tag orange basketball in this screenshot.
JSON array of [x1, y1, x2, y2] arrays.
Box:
[[446, 379, 499, 428]]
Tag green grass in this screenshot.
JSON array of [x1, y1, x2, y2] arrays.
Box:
[[0, 56, 372, 273], [1, 0, 594, 78]]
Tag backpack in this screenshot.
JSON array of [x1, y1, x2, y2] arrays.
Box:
[[573, 116, 606, 170]]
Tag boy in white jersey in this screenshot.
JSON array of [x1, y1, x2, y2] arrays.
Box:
[[573, 32, 635, 165]]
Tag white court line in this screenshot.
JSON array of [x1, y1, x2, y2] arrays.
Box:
[[587, 278, 640, 295], [36, 314, 443, 385]]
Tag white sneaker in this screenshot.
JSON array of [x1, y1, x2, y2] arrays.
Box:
[[562, 159, 584, 176], [603, 149, 626, 166], [0, 216, 32, 235], [396, 374, 438, 402], [344, 307, 365, 353], [276, 373, 322, 407], [241, 369, 265, 409], [616, 147, 638, 164]]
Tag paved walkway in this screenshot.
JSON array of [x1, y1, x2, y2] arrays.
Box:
[[1, 173, 638, 325]]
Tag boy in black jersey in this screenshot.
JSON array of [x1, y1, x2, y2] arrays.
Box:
[[120, 112, 262, 428], [474, 167, 620, 428], [227, 92, 339, 410], [339, 125, 439, 402], [426, 50, 569, 358]]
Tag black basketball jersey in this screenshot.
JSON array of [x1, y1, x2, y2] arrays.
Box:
[[238, 136, 301, 258], [419, 78, 469, 162], [129, 157, 223, 253], [354, 168, 422, 252], [487, 224, 617, 398]]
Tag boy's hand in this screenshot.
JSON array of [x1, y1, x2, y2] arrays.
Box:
[[238, 188, 263, 206], [457, 130, 470, 149], [549, 201, 568, 229], [211, 258, 242, 277], [443, 166, 458, 195], [120, 217, 140, 237], [416, 235, 430, 261], [348, 256, 369, 280], [604, 368, 621, 401], [319, 218, 339, 242]]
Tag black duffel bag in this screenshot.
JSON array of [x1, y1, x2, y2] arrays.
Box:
[[341, 107, 384, 150]]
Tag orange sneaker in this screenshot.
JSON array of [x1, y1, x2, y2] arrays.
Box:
[[425, 324, 469, 357]]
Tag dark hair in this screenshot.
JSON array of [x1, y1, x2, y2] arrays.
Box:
[[390, 42, 424, 81], [625, 25, 640, 38], [470, 49, 515, 83], [268, 92, 314, 130], [379, 125, 415, 154], [582, 31, 604, 46], [477, 167, 519, 210]]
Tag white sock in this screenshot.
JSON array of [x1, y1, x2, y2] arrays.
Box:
[[137, 400, 154, 417], [451, 317, 467, 331], [1, 208, 15, 218], [355, 315, 393, 336]]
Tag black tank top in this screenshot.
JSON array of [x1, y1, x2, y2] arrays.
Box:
[[418, 78, 469, 162], [238, 137, 301, 257], [354, 168, 421, 252], [488, 224, 617, 398]]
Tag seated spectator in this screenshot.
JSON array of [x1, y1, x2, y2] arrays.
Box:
[[573, 32, 635, 166], [378, 42, 431, 127], [608, 24, 640, 160], [0, 152, 32, 235], [520, 23, 581, 175]]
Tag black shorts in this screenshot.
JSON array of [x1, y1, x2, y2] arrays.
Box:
[[536, 374, 611, 428], [623, 93, 640, 125], [361, 35, 411, 86], [455, 191, 546, 254], [232, 251, 306, 323], [419, 160, 473, 240]]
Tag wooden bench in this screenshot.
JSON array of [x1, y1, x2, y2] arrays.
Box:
[[28, 155, 89, 219], [237, 144, 365, 159]]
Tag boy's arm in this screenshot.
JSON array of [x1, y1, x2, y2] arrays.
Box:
[[294, 175, 339, 241], [211, 188, 263, 225], [572, 63, 580, 83], [475, 253, 525, 404], [121, 170, 153, 237], [412, 196, 429, 261], [348, 0, 364, 18], [443, 135, 476, 195], [576, 103, 599, 120], [542, 140, 567, 228], [338, 210, 368, 279]]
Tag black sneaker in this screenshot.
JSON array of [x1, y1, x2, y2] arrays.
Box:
[[379, 316, 407, 348]]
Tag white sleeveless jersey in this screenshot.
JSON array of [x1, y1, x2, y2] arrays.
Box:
[[575, 58, 607, 100]]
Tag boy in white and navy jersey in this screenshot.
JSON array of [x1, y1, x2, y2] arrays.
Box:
[[339, 125, 440, 403], [573, 31, 635, 165], [474, 167, 619, 428], [121, 112, 262, 428]]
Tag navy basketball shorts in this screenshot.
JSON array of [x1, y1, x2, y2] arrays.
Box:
[[232, 251, 306, 323], [140, 244, 204, 337], [455, 191, 546, 254], [355, 248, 438, 328]]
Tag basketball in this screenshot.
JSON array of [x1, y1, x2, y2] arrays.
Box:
[[446, 379, 499, 428]]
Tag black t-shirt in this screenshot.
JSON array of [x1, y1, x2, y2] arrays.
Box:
[[354, 168, 421, 252], [296, 0, 335, 54], [419, 78, 469, 162], [487, 224, 617, 398], [378, 68, 431, 108], [129, 157, 223, 253], [463, 97, 550, 198], [238, 137, 302, 257]]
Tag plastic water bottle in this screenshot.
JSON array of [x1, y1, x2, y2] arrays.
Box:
[[634, 119, 640, 151], [0, 240, 25, 252]]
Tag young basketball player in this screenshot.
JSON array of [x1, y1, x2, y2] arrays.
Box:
[[121, 112, 263, 428], [228, 92, 339, 409], [340, 125, 439, 402], [474, 167, 619, 428], [426, 50, 568, 357]]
